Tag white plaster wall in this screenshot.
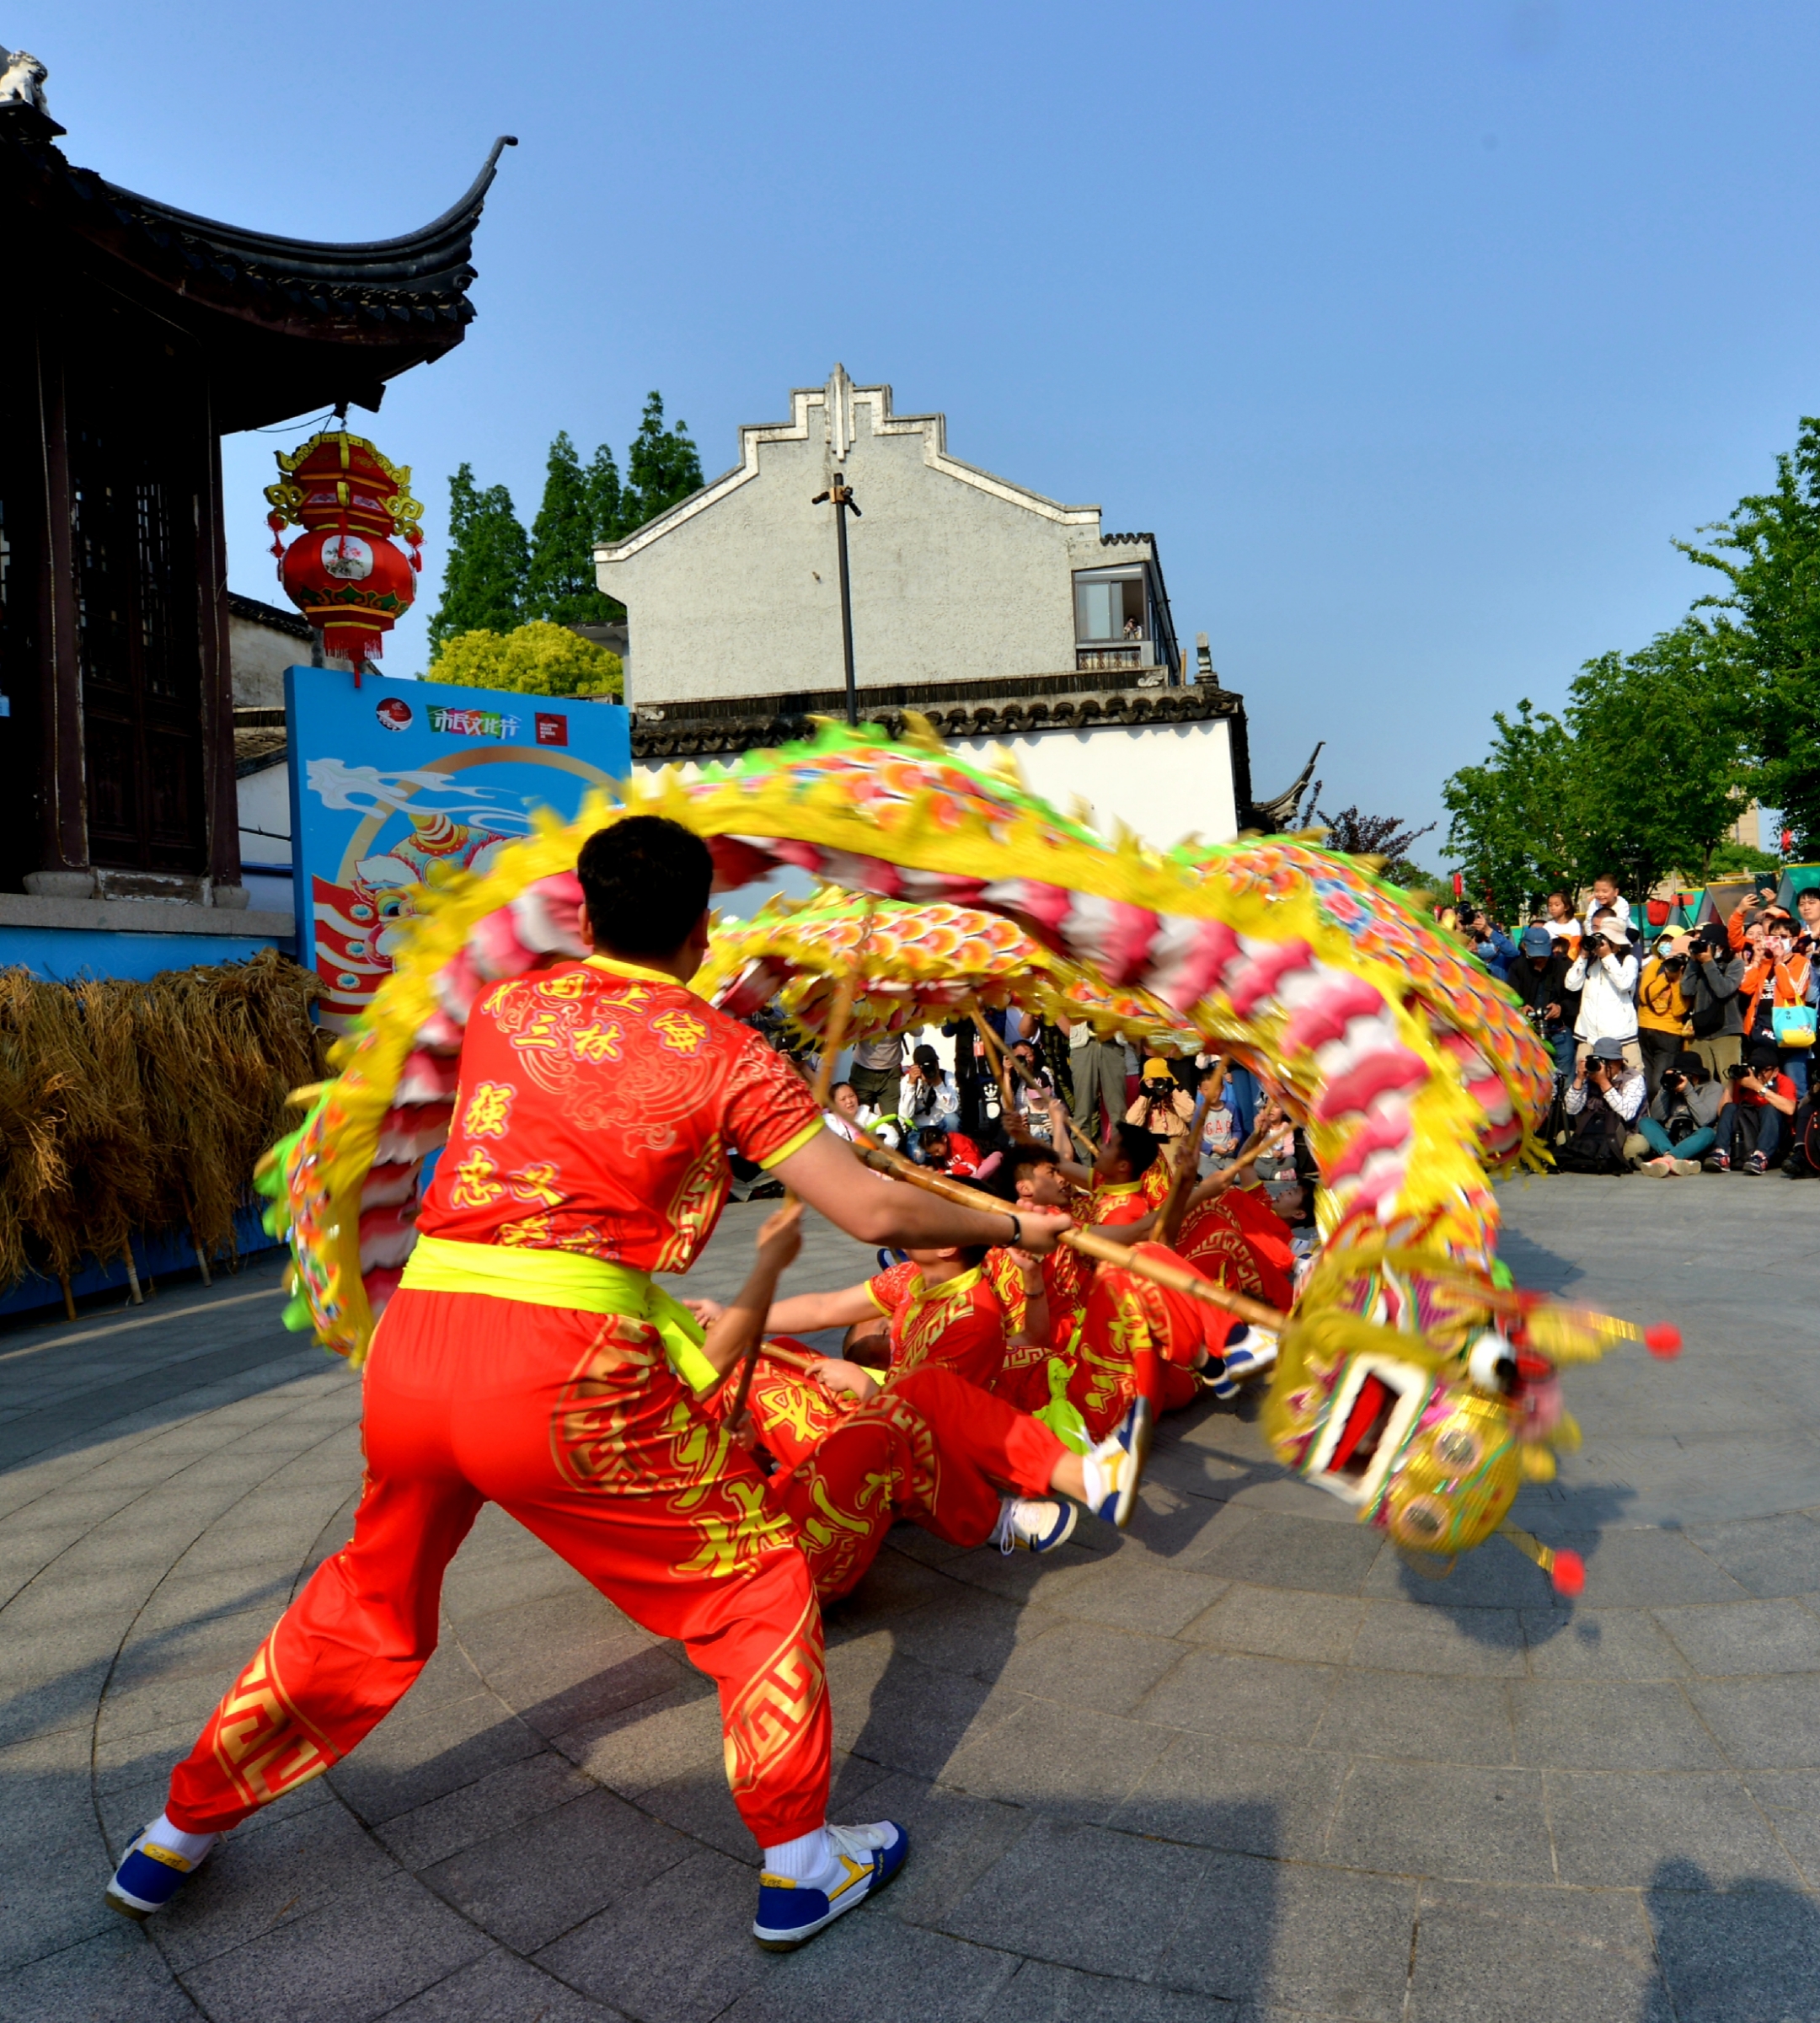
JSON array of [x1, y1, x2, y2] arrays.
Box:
[[955, 718, 1239, 850], [238, 763, 292, 873], [228, 614, 306, 709], [602, 393, 1106, 706]]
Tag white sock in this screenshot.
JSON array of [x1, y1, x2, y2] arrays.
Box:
[[1081, 1451, 1109, 1510], [147, 1812, 217, 1864], [763, 1826, 832, 1883]]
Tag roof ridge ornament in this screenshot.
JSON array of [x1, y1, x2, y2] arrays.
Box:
[[825, 363, 855, 465]]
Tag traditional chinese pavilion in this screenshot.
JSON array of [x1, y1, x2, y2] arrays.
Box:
[[0, 84, 511, 934]]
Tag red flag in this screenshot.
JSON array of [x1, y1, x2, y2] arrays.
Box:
[[1451, 872, 1464, 900]]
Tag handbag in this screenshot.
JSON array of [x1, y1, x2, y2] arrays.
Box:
[[1772, 1003, 1817, 1047]]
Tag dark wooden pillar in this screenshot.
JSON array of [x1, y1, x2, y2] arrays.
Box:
[[32, 329, 89, 890]]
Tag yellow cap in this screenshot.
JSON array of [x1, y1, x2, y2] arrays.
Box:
[[1143, 1057, 1171, 1078]]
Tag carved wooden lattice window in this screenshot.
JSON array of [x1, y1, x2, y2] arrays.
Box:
[[69, 388, 206, 875]]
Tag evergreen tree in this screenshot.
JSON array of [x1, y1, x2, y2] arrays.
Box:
[[428, 463, 527, 650], [587, 442, 624, 544], [526, 432, 620, 627], [619, 392, 704, 531]]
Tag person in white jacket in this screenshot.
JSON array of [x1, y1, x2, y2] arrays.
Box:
[[1565, 906, 1641, 1070]]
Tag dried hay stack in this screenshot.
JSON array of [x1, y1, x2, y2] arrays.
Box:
[[0, 950, 326, 1295]]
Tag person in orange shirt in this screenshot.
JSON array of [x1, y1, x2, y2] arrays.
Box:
[[109, 817, 1074, 1953], [1740, 921, 1816, 1100]]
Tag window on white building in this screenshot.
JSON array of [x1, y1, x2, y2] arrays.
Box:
[[1073, 567, 1149, 670]]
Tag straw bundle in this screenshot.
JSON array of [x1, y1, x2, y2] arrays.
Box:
[[0, 950, 326, 1296]]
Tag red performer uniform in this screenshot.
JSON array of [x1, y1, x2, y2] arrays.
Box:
[[864, 1259, 1008, 1389], [1175, 1186, 1296, 1310], [745, 1362, 1067, 1600], [985, 1243, 1091, 1352], [163, 955, 834, 1850], [1066, 1241, 1239, 1445]]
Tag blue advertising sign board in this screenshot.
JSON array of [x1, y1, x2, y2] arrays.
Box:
[[285, 665, 631, 1032]]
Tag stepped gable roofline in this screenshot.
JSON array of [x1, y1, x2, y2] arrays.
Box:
[[595, 367, 1102, 568]]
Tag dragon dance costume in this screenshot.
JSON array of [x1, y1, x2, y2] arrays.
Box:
[[163, 954, 835, 1849]]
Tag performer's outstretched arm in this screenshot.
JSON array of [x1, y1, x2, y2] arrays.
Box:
[[698, 1204, 806, 1380], [774, 1131, 1072, 1254]]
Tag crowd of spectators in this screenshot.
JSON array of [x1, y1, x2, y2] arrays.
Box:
[[1460, 875, 1820, 1178]]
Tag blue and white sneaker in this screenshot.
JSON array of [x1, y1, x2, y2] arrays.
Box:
[[993, 1496, 1079, 1555], [1087, 1395, 1153, 1529], [104, 1821, 217, 1920], [753, 1821, 908, 1950], [1205, 1325, 1279, 1401]]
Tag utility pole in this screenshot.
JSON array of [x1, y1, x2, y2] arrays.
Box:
[[811, 472, 861, 725]]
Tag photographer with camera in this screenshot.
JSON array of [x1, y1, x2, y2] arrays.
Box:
[[1684, 922, 1747, 1077], [1738, 918, 1816, 1100], [1457, 903, 1518, 983], [1635, 1052, 1723, 1175], [1512, 924, 1578, 1083], [1564, 905, 1641, 1073], [1705, 1040, 1799, 1174], [1558, 1035, 1647, 1173], [1635, 934, 1694, 1102]]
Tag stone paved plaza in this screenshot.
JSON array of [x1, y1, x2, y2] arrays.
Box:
[[3, 1174, 1819, 2021]]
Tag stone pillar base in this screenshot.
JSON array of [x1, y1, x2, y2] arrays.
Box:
[[23, 869, 97, 900]]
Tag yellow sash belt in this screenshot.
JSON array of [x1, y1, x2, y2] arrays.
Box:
[[399, 1234, 719, 1395]]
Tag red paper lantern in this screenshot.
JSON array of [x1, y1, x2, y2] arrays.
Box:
[[265, 430, 423, 667]]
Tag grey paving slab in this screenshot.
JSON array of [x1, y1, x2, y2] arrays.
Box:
[[1684, 1674, 1820, 1769], [1135, 1647, 1339, 1747], [1646, 1871, 1820, 2021], [0, 1185, 1816, 2021], [1111, 1732, 1349, 1858], [1309, 1669, 1513, 1766], [1164, 1854, 1418, 2018], [1545, 1769, 1804, 1890], [1179, 1581, 1367, 1663], [1510, 1678, 1725, 1770], [1325, 1760, 1555, 1883], [1652, 1596, 1820, 1675], [420, 1785, 693, 1951], [1406, 1879, 1664, 2023], [179, 1869, 492, 2023]]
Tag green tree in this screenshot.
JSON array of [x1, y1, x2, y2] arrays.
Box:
[[428, 464, 527, 649], [428, 621, 623, 698], [526, 432, 622, 628], [1679, 417, 1820, 852], [619, 391, 704, 530], [587, 441, 624, 543], [1442, 699, 1580, 918], [1560, 622, 1752, 894]]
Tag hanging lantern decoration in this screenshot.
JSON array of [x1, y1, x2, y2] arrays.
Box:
[[265, 430, 424, 670]]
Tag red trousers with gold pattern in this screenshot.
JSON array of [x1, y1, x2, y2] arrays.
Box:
[[1066, 1242, 1237, 1444], [748, 1362, 1066, 1601], [164, 1289, 829, 1848]]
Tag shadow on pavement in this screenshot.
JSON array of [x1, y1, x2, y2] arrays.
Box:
[[1642, 1856, 1820, 2020]]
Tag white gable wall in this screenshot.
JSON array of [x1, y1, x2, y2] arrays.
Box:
[[599, 377, 1105, 706]]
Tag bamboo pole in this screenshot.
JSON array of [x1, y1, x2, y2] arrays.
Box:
[[121, 1246, 144, 1307], [731, 909, 870, 1424], [851, 1138, 1286, 1330], [191, 1227, 212, 1287]]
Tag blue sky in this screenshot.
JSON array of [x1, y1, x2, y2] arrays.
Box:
[[24, 2, 1820, 857]]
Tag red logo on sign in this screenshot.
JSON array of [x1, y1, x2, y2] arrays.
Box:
[[535, 712, 568, 747]]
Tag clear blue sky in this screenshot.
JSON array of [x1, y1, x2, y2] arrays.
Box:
[[25, 3, 1820, 858]]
